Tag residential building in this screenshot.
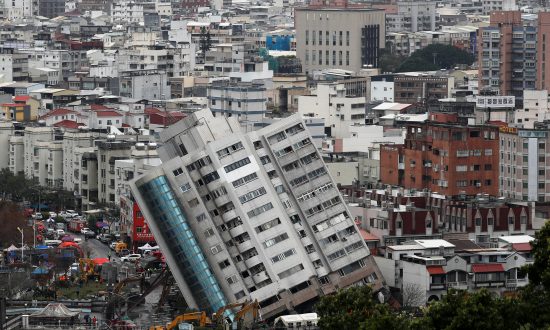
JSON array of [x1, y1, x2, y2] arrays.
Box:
[[386, 0, 437, 33], [295, 7, 385, 74], [297, 83, 366, 138], [369, 75, 395, 103], [207, 80, 267, 124], [119, 70, 169, 100], [481, 0, 517, 15], [478, 11, 536, 106], [97, 137, 134, 204], [499, 123, 550, 202], [130, 109, 384, 319], [380, 122, 500, 196], [393, 74, 454, 104], [0, 48, 29, 82], [39, 0, 66, 18], [536, 12, 550, 90]]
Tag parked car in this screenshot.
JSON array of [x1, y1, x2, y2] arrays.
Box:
[[49, 212, 57, 218], [117, 249, 130, 257], [59, 210, 78, 219], [109, 242, 117, 250], [56, 229, 65, 236], [120, 254, 141, 262], [32, 212, 43, 220], [98, 234, 113, 243]]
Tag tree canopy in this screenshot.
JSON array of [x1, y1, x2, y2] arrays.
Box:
[[396, 44, 475, 73]]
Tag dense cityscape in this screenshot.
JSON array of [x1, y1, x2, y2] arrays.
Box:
[[1, 0, 550, 328]]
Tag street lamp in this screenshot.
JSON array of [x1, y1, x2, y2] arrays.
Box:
[[17, 227, 24, 262]]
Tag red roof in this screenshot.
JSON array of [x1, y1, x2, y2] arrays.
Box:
[[13, 95, 30, 102], [144, 107, 162, 114], [53, 120, 83, 129], [95, 110, 122, 117], [39, 108, 77, 119], [512, 243, 532, 252], [90, 104, 113, 111], [359, 229, 379, 241], [427, 266, 445, 275], [472, 263, 505, 273]]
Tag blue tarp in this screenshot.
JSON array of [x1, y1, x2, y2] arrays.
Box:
[[31, 267, 50, 275], [30, 204, 49, 211], [35, 245, 50, 249]]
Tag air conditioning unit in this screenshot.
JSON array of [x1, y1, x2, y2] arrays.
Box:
[[476, 182, 482, 187]]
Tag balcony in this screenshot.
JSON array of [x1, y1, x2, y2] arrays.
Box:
[[229, 224, 246, 238], [474, 280, 505, 288], [505, 278, 528, 288], [430, 283, 446, 290], [447, 281, 468, 290], [252, 270, 270, 284], [222, 209, 238, 222], [244, 254, 261, 268], [237, 239, 253, 253]]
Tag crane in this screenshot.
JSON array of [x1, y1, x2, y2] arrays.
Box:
[[149, 311, 212, 330]]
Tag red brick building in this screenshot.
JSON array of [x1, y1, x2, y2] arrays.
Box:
[[380, 122, 500, 196]]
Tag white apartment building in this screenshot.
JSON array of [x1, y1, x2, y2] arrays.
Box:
[[297, 83, 366, 139], [62, 131, 103, 193], [514, 90, 550, 128], [4, 0, 36, 21], [111, 0, 144, 24], [481, 0, 517, 15], [9, 134, 24, 174], [387, 0, 437, 33], [119, 70, 169, 100], [23, 126, 55, 185], [130, 109, 384, 319], [117, 46, 196, 78], [207, 80, 268, 124], [499, 123, 550, 202]]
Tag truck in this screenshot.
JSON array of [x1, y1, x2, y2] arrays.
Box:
[[68, 219, 86, 233]]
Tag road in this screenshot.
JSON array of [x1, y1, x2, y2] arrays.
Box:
[[73, 233, 118, 261]]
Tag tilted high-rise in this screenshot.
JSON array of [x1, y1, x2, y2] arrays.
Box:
[[130, 109, 384, 318]]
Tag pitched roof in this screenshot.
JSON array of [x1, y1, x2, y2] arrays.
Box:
[[472, 263, 504, 273], [53, 120, 83, 129], [95, 110, 122, 117], [90, 104, 113, 111], [39, 108, 77, 119], [512, 243, 532, 252], [427, 265, 445, 275]]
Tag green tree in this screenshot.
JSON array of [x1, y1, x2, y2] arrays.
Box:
[[379, 48, 406, 73], [396, 44, 474, 73], [524, 221, 550, 290], [421, 289, 523, 330], [316, 285, 397, 329]]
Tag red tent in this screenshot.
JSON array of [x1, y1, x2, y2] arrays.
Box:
[[93, 258, 109, 265]]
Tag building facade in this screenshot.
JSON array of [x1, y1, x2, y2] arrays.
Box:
[[130, 109, 384, 319], [478, 11, 536, 105], [380, 122, 500, 196], [499, 123, 550, 202], [295, 7, 385, 74]]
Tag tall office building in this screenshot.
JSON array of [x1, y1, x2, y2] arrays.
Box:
[[130, 109, 384, 318], [478, 11, 536, 106], [295, 7, 385, 74]]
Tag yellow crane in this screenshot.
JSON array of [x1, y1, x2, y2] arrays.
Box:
[[149, 311, 211, 330], [150, 300, 260, 330]]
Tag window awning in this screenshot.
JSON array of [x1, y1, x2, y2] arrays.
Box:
[[427, 266, 445, 275], [472, 263, 505, 273]]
